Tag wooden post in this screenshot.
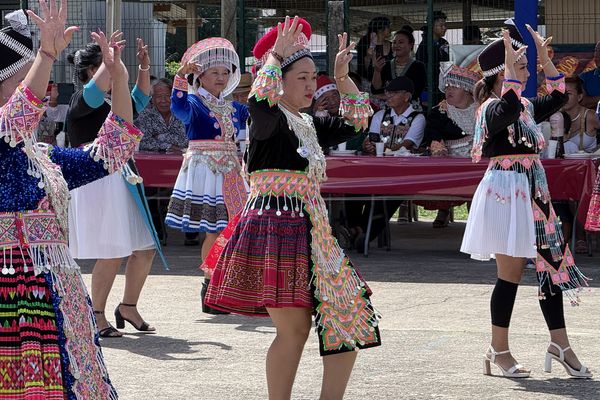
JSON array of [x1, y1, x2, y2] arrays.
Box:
[[327, 1, 344, 76], [106, 0, 122, 33], [221, 0, 237, 47], [186, 3, 197, 48], [106, 0, 114, 34]]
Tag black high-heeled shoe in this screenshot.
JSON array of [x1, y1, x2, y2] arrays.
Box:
[[201, 280, 229, 315], [93, 310, 123, 338], [114, 303, 156, 332]]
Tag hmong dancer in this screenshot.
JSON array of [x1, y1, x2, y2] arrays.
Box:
[[204, 17, 381, 399], [421, 62, 481, 228], [66, 33, 164, 337], [584, 103, 600, 231], [460, 20, 591, 378], [0, 4, 142, 397], [166, 37, 248, 314]]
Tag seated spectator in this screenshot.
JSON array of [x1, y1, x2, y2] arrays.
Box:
[[136, 78, 188, 153], [356, 16, 392, 82], [555, 76, 600, 254], [372, 29, 426, 108], [232, 72, 252, 104], [347, 77, 425, 252], [37, 82, 69, 145], [313, 75, 340, 117], [363, 76, 425, 154], [579, 41, 600, 108], [424, 62, 481, 157], [562, 75, 600, 154], [420, 62, 480, 228]]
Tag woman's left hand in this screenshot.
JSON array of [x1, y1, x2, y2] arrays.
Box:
[[27, 0, 79, 58], [137, 38, 150, 68], [334, 32, 356, 79], [525, 24, 552, 63]]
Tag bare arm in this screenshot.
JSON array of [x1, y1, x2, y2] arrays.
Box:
[[91, 30, 132, 122], [24, 0, 78, 99], [135, 37, 151, 96], [334, 33, 359, 96]]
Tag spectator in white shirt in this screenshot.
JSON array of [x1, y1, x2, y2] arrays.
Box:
[[363, 76, 425, 154]]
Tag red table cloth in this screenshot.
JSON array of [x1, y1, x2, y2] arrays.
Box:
[[134, 152, 598, 223]]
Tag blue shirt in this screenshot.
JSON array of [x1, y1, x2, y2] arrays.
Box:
[[171, 87, 249, 141], [579, 68, 600, 96]]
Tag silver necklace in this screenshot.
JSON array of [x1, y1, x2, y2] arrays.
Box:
[[280, 105, 326, 183]]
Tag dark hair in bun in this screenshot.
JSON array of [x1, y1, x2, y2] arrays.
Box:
[[68, 43, 102, 83]]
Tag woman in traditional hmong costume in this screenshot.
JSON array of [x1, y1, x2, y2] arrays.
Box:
[[66, 34, 164, 337], [421, 62, 481, 228], [460, 21, 591, 378], [584, 102, 600, 231], [165, 37, 248, 314], [203, 17, 381, 399], [0, 3, 142, 397]]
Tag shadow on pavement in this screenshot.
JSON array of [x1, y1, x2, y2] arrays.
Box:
[[510, 377, 600, 399], [195, 314, 274, 334], [99, 333, 229, 360]]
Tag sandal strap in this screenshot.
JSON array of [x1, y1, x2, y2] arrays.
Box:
[[548, 342, 570, 360], [487, 346, 510, 363], [119, 303, 137, 307], [507, 363, 524, 374], [93, 310, 104, 314], [99, 325, 122, 337]]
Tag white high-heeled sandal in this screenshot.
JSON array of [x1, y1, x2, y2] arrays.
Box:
[[544, 342, 592, 379], [483, 346, 531, 378]]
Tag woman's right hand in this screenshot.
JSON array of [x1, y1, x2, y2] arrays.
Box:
[[27, 0, 79, 58], [177, 61, 200, 78], [273, 16, 305, 58], [91, 30, 127, 79], [503, 29, 527, 79], [373, 56, 386, 72]]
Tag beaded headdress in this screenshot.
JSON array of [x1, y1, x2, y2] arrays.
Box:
[[252, 17, 312, 71], [181, 37, 241, 97], [0, 10, 34, 82], [438, 62, 482, 93], [478, 19, 526, 78]]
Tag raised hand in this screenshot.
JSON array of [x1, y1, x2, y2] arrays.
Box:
[[334, 32, 356, 79], [503, 29, 527, 77], [525, 24, 552, 63], [136, 37, 150, 68], [91, 30, 127, 79], [176, 61, 201, 78], [27, 0, 79, 58], [272, 16, 306, 59]]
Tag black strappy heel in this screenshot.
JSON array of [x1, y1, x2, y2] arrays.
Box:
[[114, 303, 156, 332], [93, 310, 123, 338]]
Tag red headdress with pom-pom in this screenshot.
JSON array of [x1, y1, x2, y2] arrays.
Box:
[[315, 75, 337, 99], [252, 18, 312, 69]]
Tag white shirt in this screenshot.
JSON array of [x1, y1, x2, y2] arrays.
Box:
[[369, 105, 426, 147]]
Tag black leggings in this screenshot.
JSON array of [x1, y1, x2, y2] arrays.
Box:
[[491, 278, 565, 330]]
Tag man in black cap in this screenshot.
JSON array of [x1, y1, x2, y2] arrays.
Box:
[[347, 76, 425, 253], [363, 76, 425, 153]]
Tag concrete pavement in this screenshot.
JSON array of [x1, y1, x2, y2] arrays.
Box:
[[77, 221, 600, 400]]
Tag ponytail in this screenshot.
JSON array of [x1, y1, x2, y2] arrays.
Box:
[[473, 75, 497, 105]]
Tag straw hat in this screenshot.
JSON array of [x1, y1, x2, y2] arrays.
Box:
[[232, 72, 252, 94]]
